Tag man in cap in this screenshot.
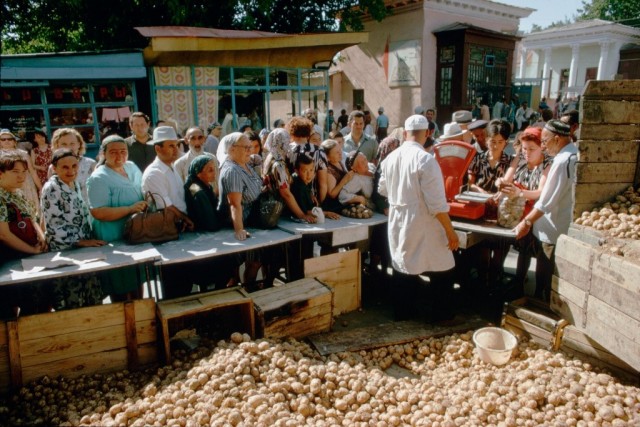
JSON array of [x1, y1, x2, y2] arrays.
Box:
[[451, 110, 473, 130], [125, 112, 155, 172], [425, 108, 440, 139], [375, 107, 389, 141], [174, 127, 217, 183], [467, 119, 488, 153], [437, 122, 472, 144], [514, 119, 577, 301], [142, 126, 194, 234], [378, 114, 460, 324], [204, 122, 223, 155]]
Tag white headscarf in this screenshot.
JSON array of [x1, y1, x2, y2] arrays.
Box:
[[216, 132, 244, 165], [265, 128, 291, 162]]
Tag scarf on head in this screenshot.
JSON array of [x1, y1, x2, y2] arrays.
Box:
[[216, 132, 244, 165], [265, 128, 291, 162]]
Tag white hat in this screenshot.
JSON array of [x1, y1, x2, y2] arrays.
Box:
[[404, 114, 429, 131], [378, 106, 384, 113], [438, 122, 469, 141], [452, 110, 473, 124], [414, 106, 426, 114], [148, 126, 178, 145]]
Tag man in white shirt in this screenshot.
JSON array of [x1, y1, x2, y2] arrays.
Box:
[[142, 126, 194, 231], [378, 114, 460, 323], [174, 127, 217, 181], [514, 120, 577, 301], [344, 110, 379, 163]]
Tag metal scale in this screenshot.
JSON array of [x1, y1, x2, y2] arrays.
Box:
[[433, 140, 491, 220]]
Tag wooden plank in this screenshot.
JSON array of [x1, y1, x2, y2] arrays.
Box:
[[0, 322, 6, 346], [19, 320, 156, 368], [554, 235, 594, 291], [18, 303, 125, 339], [251, 278, 332, 311], [21, 343, 158, 385], [561, 339, 639, 383], [134, 298, 157, 322], [124, 301, 139, 369], [8, 321, 21, 388], [586, 297, 640, 372], [265, 311, 333, 339], [589, 253, 640, 320], [504, 316, 554, 349], [550, 290, 585, 329], [304, 249, 360, 315], [561, 329, 637, 373], [574, 182, 631, 206], [158, 288, 251, 319], [308, 316, 486, 356], [581, 100, 640, 125], [577, 140, 640, 163], [579, 124, 640, 141], [576, 162, 637, 183]]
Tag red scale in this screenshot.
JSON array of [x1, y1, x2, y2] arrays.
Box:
[[433, 140, 487, 220]]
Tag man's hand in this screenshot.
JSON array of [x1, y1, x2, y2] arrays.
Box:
[[446, 229, 459, 251]]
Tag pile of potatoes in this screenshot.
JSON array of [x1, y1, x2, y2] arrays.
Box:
[[575, 186, 640, 240], [342, 204, 374, 219], [1, 331, 638, 426]]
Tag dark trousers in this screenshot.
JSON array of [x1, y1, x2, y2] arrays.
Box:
[[392, 268, 455, 322], [532, 237, 555, 301]]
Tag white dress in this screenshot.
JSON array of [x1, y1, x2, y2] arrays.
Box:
[[378, 141, 454, 275]]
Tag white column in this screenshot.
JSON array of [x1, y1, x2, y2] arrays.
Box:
[[597, 41, 610, 80], [518, 46, 527, 79], [541, 47, 552, 97], [568, 44, 580, 88], [607, 41, 623, 79]]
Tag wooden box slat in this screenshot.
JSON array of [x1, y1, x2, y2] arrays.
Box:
[[502, 298, 566, 351], [304, 249, 360, 315], [560, 325, 639, 383], [577, 140, 640, 163], [581, 99, 640, 125], [253, 278, 333, 339], [576, 162, 637, 184]]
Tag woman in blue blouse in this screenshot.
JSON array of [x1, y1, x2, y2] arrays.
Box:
[[86, 135, 147, 301]]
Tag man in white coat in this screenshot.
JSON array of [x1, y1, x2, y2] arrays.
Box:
[[378, 114, 460, 323]]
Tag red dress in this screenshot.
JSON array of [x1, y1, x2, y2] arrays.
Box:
[[33, 145, 53, 186]]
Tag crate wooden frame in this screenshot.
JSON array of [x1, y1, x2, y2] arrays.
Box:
[[0, 299, 157, 391]]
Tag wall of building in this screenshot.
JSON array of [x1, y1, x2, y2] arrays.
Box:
[[333, 1, 522, 131]]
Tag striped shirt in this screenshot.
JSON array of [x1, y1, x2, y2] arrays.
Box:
[[218, 159, 263, 222]]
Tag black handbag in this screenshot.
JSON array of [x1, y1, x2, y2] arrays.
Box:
[[252, 160, 285, 229]]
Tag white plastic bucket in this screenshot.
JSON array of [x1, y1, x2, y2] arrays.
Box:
[[473, 327, 517, 366]]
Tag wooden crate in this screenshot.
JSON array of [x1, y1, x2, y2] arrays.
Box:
[[552, 232, 640, 372], [0, 299, 157, 390], [252, 277, 333, 339], [156, 287, 254, 363], [501, 298, 567, 351], [559, 325, 639, 384], [304, 249, 361, 315]]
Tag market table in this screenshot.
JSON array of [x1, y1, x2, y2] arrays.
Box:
[[152, 228, 301, 297], [0, 242, 160, 287]]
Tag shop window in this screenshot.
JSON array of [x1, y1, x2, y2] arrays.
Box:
[[234, 68, 266, 87], [45, 84, 90, 104], [301, 69, 326, 87], [234, 89, 266, 131], [269, 68, 298, 87], [268, 89, 295, 123], [97, 106, 131, 140], [440, 67, 452, 106], [93, 83, 133, 103], [0, 109, 44, 143], [49, 107, 93, 127], [1, 87, 41, 106]]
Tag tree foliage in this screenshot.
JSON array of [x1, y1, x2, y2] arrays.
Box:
[[578, 0, 640, 22], [1, 0, 390, 54]]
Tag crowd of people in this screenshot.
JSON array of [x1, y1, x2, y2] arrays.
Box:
[[0, 99, 577, 324]]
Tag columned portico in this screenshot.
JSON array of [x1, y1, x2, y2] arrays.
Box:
[[597, 41, 610, 80], [518, 46, 527, 79], [568, 44, 580, 88], [541, 47, 552, 97]]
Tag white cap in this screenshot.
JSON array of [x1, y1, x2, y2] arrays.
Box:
[[404, 114, 429, 131], [438, 122, 469, 141], [148, 126, 178, 145]]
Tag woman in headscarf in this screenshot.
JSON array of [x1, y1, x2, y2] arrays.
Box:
[[216, 133, 237, 166], [263, 128, 317, 223], [184, 154, 222, 232]]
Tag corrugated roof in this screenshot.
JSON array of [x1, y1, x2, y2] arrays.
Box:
[[135, 26, 291, 39]]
